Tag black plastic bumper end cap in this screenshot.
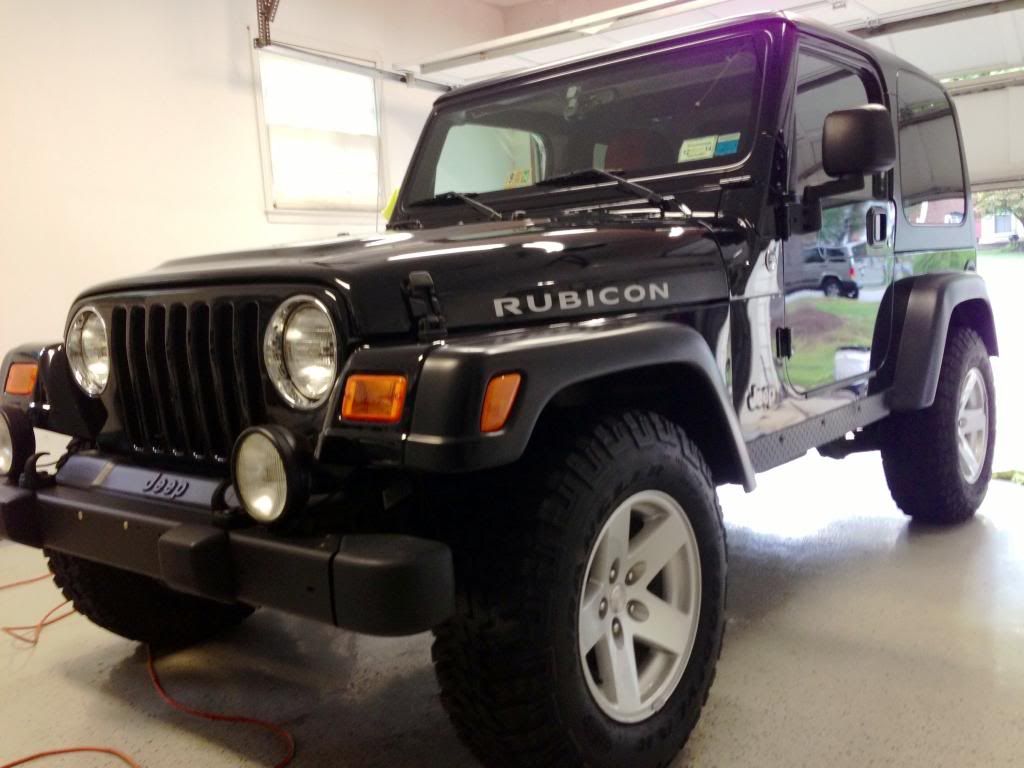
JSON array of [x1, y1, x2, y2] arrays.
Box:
[[0, 484, 42, 546], [332, 534, 454, 636]]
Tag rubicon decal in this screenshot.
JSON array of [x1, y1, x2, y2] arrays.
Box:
[[494, 282, 670, 318]]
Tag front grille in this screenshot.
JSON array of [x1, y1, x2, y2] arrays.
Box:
[[109, 300, 266, 463]]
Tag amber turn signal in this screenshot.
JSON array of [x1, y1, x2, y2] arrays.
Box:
[[341, 374, 408, 424], [4, 363, 38, 397], [481, 373, 522, 433]]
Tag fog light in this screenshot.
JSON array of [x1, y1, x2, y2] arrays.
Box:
[[231, 426, 308, 524], [0, 406, 35, 481]]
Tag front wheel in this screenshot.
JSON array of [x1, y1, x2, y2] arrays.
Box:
[[431, 411, 726, 768], [881, 325, 996, 524]]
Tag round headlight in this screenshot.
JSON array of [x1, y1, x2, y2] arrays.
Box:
[[232, 426, 308, 524], [66, 307, 109, 396], [264, 296, 337, 409]]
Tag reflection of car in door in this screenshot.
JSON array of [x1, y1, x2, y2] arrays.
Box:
[[784, 241, 858, 297], [783, 46, 895, 392]]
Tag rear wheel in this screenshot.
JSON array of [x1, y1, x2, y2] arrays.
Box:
[[881, 326, 996, 524], [47, 550, 253, 648], [431, 411, 726, 768], [822, 278, 841, 297]]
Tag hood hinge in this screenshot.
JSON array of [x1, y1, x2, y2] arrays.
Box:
[[403, 270, 447, 342]]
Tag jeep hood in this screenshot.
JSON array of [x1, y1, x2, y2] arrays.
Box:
[[78, 220, 728, 337]]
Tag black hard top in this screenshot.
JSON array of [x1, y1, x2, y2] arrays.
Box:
[[435, 11, 939, 105]]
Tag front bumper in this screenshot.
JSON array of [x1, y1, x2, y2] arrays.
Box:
[[0, 461, 454, 637]]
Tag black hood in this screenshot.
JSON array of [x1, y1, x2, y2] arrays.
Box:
[[78, 220, 728, 338]]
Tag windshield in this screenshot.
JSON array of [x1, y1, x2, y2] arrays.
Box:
[[402, 34, 764, 213]]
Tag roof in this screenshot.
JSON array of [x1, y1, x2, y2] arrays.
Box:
[[434, 11, 937, 106]]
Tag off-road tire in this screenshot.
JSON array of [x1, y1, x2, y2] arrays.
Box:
[[431, 410, 727, 768], [47, 550, 254, 648], [881, 326, 996, 524]]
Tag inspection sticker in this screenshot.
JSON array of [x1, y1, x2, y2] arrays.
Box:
[[714, 132, 741, 157], [504, 168, 532, 188], [678, 135, 718, 162]]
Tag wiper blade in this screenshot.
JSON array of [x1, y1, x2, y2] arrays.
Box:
[[406, 191, 502, 221], [536, 168, 691, 216]]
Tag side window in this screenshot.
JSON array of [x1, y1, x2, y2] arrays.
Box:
[[897, 72, 965, 226], [434, 125, 547, 195], [792, 52, 874, 197]]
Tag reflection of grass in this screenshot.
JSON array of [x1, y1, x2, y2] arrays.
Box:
[[993, 470, 1024, 486], [787, 297, 880, 389]]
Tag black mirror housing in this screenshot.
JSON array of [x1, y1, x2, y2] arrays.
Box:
[[822, 104, 896, 177]]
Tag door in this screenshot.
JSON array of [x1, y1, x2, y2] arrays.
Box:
[[783, 46, 895, 394]]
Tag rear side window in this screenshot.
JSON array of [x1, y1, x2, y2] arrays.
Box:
[[897, 72, 966, 226]]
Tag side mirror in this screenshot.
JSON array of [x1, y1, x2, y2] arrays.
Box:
[[822, 104, 896, 177], [781, 104, 896, 236]]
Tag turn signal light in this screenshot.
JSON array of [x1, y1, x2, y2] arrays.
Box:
[[342, 374, 408, 424], [4, 363, 38, 396], [481, 373, 522, 433]]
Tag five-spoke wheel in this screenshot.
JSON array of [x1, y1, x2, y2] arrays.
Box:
[[579, 490, 701, 723]]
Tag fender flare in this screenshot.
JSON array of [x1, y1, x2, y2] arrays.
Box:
[[405, 320, 756, 490], [1, 341, 105, 437], [880, 272, 997, 412]]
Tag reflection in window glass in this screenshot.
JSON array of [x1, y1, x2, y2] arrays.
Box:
[[434, 125, 545, 195], [898, 72, 965, 226], [259, 50, 380, 211], [407, 35, 762, 203]]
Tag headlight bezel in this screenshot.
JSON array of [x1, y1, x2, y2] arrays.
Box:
[[263, 295, 338, 410], [66, 306, 110, 397]]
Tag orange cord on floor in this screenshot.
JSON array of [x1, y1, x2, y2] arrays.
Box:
[[2, 600, 76, 645], [146, 648, 295, 768], [0, 747, 142, 768], [0, 573, 296, 768]]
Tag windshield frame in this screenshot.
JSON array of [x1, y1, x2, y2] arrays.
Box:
[[394, 28, 772, 226]]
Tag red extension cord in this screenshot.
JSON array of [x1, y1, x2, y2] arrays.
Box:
[[0, 573, 295, 767]]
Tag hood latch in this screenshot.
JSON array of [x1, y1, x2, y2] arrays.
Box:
[[403, 271, 447, 342]]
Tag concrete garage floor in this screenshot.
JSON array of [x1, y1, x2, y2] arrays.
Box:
[[0, 257, 1021, 768]]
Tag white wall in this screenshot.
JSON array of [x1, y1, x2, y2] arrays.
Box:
[[0, 0, 503, 358]]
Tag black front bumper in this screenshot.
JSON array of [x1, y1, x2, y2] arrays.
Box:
[[0, 467, 454, 637]]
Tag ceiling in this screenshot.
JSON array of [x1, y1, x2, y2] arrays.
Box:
[[408, 0, 1024, 187]]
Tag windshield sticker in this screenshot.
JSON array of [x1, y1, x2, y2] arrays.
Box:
[[504, 168, 532, 189], [678, 135, 718, 162], [714, 132, 741, 157]]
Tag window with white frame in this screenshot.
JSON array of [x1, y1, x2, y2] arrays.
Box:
[[995, 212, 1013, 233], [257, 48, 381, 214]]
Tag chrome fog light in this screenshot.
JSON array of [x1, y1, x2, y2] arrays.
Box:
[[231, 426, 308, 524], [0, 406, 35, 481]]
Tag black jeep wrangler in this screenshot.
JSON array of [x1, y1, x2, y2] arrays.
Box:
[[0, 12, 997, 768]]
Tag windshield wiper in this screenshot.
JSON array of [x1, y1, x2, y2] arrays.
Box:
[[536, 168, 691, 216], [406, 191, 502, 221]]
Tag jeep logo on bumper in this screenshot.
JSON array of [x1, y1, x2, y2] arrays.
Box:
[[493, 282, 670, 318], [142, 473, 190, 500]]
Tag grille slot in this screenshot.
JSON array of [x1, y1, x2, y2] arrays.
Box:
[[110, 300, 265, 463]]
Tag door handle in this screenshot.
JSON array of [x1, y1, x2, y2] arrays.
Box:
[[867, 206, 888, 246]]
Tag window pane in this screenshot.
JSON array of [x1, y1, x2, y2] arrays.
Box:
[[898, 72, 965, 226], [259, 51, 379, 211], [434, 125, 544, 195], [407, 35, 762, 203], [792, 53, 871, 194]]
